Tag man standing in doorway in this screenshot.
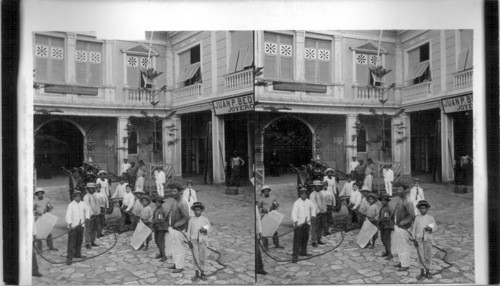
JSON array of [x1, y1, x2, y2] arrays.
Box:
[[230, 151, 245, 187]]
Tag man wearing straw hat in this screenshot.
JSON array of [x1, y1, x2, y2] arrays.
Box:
[[94, 182, 109, 237], [33, 188, 58, 252], [187, 201, 211, 281], [257, 185, 284, 250], [65, 191, 89, 265], [412, 200, 438, 280], [309, 180, 327, 247], [83, 183, 101, 249], [95, 170, 110, 197], [291, 187, 315, 263]]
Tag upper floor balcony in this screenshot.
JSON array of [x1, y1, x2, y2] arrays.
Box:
[[224, 69, 253, 97], [172, 83, 203, 105], [124, 87, 167, 105], [453, 68, 473, 91], [402, 81, 432, 100]]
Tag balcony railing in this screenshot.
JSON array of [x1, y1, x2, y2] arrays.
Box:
[[224, 69, 253, 92], [453, 69, 473, 90], [355, 86, 384, 100], [173, 83, 202, 103], [124, 88, 159, 102], [402, 81, 431, 98]]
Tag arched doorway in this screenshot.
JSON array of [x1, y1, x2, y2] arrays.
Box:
[[35, 119, 84, 178], [263, 116, 313, 175]]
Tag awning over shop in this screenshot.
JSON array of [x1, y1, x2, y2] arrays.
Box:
[[407, 60, 430, 80], [179, 62, 200, 82]]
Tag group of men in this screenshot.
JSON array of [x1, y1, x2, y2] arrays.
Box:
[[256, 163, 438, 281]]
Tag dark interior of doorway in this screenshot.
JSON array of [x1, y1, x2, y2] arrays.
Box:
[[453, 111, 473, 185], [224, 114, 249, 182], [35, 120, 84, 178], [264, 117, 312, 175], [410, 109, 441, 180]]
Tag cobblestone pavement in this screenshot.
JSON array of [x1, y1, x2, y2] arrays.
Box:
[[257, 175, 475, 284], [33, 177, 255, 285]]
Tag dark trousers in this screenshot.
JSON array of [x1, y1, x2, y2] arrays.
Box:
[[32, 245, 39, 274], [98, 207, 106, 235], [292, 224, 310, 259], [262, 231, 280, 248], [154, 230, 166, 258], [230, 165, 241, 187], [84, 217, 97, 244], [381, 228, 392, 254], [35, 233, 54, 250], [325, 205, 333, 231], [67, 226, 84, 262], [256, 235, 265, 273], [311, 214, 324, 243], [121, 209, 133, 226]]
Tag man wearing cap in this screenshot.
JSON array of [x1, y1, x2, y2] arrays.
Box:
[[409, 179, 425, 215], [166, 185, 190, 272], [291, 188, 315, 263], [152, 195, 170, 261], [65, 191, 89, 265], [83, 183, 101, 249], [187, 201, 211, 281], [95, 170, 110, 197], [390, 182, 416, 272], [94, 182, 109, 237], [309, 180, 327, 247], [183, 180, 198, 217], [33, 188, 58, 252], [412, 200, 438, 280], [257, 185, 284, 249]]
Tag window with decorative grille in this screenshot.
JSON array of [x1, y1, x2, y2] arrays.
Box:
[[263, 32, 293, 81], [76, 41, 103, 86], [34, 34, 65, 83], [355, 52, 383, 86], [304, 38, 332, 84], [126, 55, 152, 87]]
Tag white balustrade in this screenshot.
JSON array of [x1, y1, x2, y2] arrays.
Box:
[[124, 88, 165, 103], [172, 83, 202, 103], [453, 69, 473, 90], [402, 82, 431, 98], [224, 69, 253, 92], [356, 86, 384, 100]]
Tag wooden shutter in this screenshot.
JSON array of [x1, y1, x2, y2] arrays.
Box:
[[229, 31, 241, 73], [50, 37, 65, 83], [356, 53, 369, 85], [408, 48, 420, 70], [304, 38, 317, 82], [264, 32, 278, 79], [279, 34, 293, 81], [464, 45, 473, 69], [34, 35, 49, 81], [89, 43, 102, 86], [317, 40, 331, 84], [127, 55, 140, 87], [76, 41, 87, 85], [178, 50, 190, 86]]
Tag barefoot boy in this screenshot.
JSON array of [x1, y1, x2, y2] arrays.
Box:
[[188, 201, 211, 282]]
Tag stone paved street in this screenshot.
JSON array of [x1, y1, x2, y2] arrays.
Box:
[[33, 177, 255, 285], [256, 174, 475, 284]]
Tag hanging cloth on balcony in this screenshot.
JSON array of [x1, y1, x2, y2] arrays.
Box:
[[178, 62, 200, 82], [407, 60, 430, 80]]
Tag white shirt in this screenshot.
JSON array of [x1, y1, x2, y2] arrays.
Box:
[[187, 215, 211, 242], [322, 176, 337, 195], [95, 178, 110, 197], [156, 171, 166, 184], [349, 190, 362, 209], [183, 187, 198, 216], [121, 163, 131, 174], [65, 200, 90, 228], [309, 191, 326, 214], [95, 191, 109, 208], [135, 177, 144, 192], [383, 169, 394, 181], [111, 183, 128, 199], [122, 192, 135, 212], [291, 198, 316, 225], [362, 174, 373, 190], [340, 181, 354, 197], [349, 161, 360, 172]]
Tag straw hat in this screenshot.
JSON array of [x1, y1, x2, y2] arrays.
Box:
[[416, 200, 431, 209], [260, 185, 271, 192], [191, 201, 205, 211], [97, 170, 107, 176], [34, 188, 45, 195]]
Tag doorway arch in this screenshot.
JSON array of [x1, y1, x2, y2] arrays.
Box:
[[262, 116, 314, 174], [35, 118, 85, 173]]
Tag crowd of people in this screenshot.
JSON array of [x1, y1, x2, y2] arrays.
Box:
[[256, 159, 439, 281], [33, 159, 213, 282]]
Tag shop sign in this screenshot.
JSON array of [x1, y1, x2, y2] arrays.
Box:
[[213, 95, 254, 115], [442, 94, 473, 114]]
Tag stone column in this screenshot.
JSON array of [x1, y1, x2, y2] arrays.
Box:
[[345, 114, 358, 173], [392, 113, 411, 175], [211, 111, 225, 183], [116, 116, 129, 175], [440, 30, 448, 93], [66, 33, 77, 85], [171, 115, 182, 177], [440, 108, 454, 182]]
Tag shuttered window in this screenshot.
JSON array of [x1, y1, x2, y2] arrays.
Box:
[[177, 45, 201, 88], [126, 55, 152, 87], [229, 31, 253, 73], [304, 38, 331, 84], [355, 53, 382, 86], [457, 30, 473, 71], [34, 34, 65, 83], [407, 43, 431, 85], [263, 32, 293, 81], [76, 41, 103, 86]]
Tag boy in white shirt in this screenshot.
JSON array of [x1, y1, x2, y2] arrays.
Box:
[[291, 188, 315, 263], [382, 165, 394, 196], [188, 202, 211, 282], [183, 180, 198, 216], [155, 167, 166, 197], [412, 200, 437, 280]]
